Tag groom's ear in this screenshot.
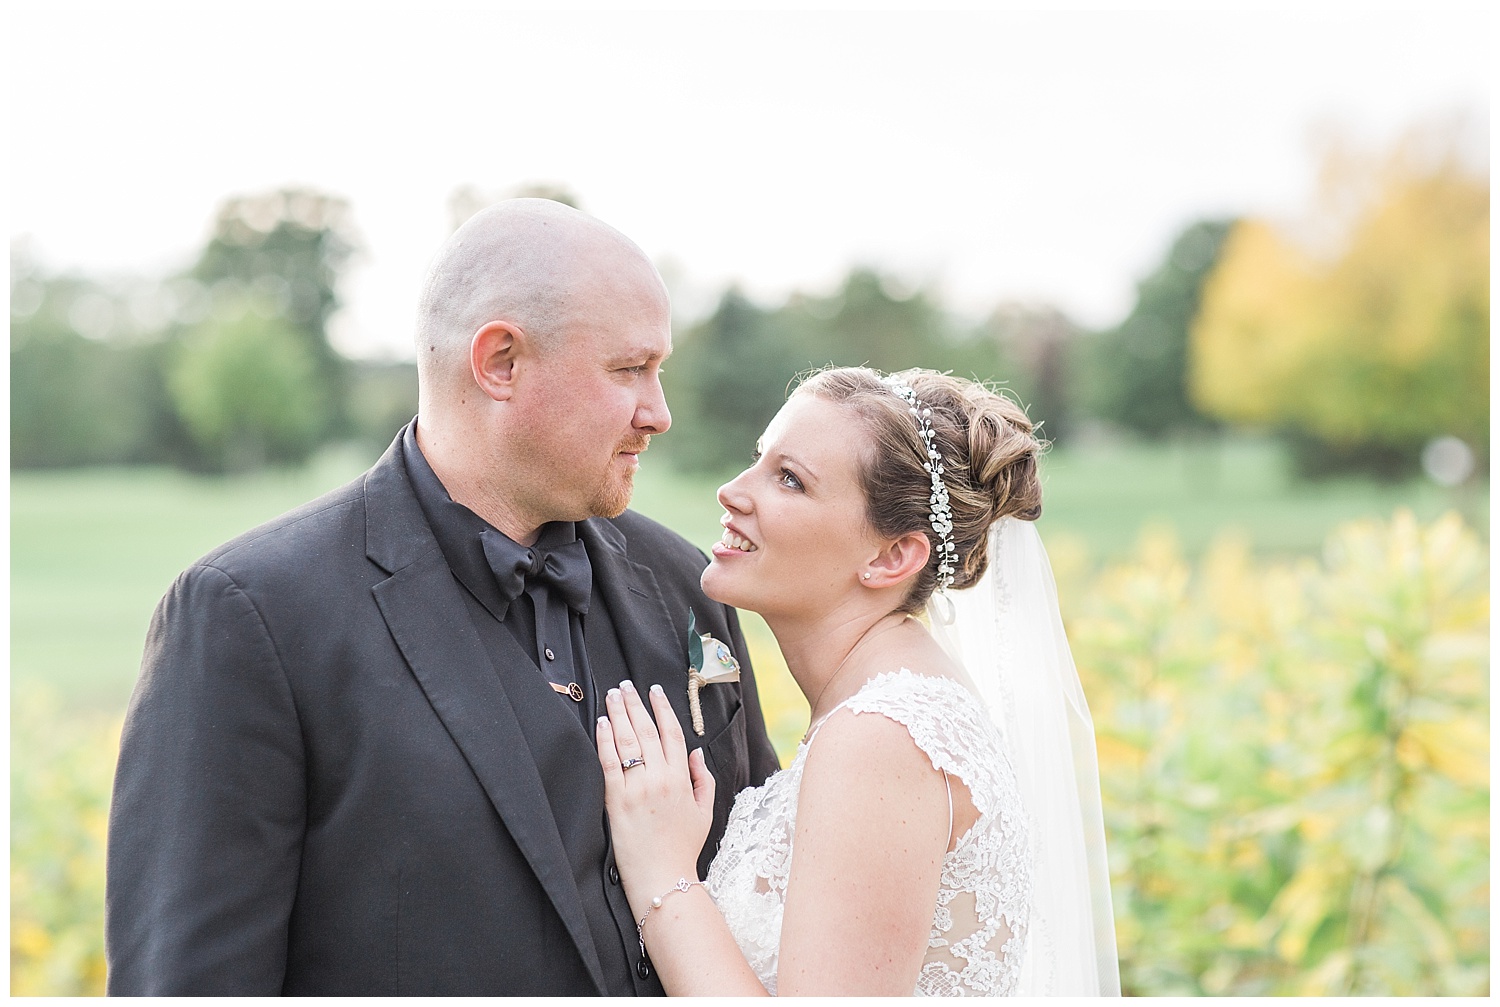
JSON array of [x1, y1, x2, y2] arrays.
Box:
[[470, 321, 524, 401], [862, 531, 932, 589]]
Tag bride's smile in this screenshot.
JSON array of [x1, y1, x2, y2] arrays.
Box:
[[714, 522, 757, 553], [702, 395, 885, 621]]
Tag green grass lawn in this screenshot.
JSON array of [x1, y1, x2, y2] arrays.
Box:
[[1034, 434, 1487, 559], [11, 435, 1485, 715]]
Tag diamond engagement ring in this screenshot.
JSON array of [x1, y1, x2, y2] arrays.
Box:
[[620, 757, 646, 771]]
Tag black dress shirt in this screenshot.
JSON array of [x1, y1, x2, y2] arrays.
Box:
[[401, 423, 596, 727]]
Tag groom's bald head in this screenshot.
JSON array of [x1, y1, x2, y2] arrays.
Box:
[[414, 198, 667, 401]]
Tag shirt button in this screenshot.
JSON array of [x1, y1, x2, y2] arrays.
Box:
[[608, 864, 620, 885], [637, 960, 651, 980], [544, 647, 555, 661]]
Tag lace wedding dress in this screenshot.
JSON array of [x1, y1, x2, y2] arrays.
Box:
[[705, 669, 1033, 996]]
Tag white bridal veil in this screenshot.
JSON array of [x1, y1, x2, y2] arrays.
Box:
[[927, 517, 1121, 996]]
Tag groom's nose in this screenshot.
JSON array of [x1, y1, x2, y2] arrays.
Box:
[[634, 374, 671, 435]]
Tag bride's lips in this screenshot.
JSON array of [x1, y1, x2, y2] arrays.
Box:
[[712, 520, 758, 557]]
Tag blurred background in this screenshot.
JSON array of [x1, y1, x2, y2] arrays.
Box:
[[9, 8, 1488, 996]]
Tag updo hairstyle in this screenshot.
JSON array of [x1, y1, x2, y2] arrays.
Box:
[[793, 366, 1045, 614]]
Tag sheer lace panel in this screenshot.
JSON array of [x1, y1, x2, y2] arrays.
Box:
[[706, 669, 1033, 996]]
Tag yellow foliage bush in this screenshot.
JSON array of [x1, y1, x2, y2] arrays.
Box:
[[11, 687, 116, 995], [1072, 509, 1488, 995]]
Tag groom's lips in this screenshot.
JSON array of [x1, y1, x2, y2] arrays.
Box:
[[617, 438, 650, 463]]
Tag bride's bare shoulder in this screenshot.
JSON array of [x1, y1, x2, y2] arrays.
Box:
[[799, 691, 943, 796]]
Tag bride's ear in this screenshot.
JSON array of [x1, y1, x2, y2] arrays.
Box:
[[861, 531, 931, 589]]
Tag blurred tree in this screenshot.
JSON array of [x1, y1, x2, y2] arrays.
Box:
[[661, 287, 804, 471], [11, 251, 187, 468], [659, 269, 1012, 472], [168, 315, 330, 471], [190, 188, 357, 441], [1190, 122, 1488, 479], [13, 188, 363, 473], [974, 304, 1079, 442], [345, 359, 420, 450], [809, 267, 953, 371], [1080, 220, 1234, 439]]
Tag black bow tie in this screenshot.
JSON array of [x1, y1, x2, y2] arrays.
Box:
[[481, 528, 593, 617]]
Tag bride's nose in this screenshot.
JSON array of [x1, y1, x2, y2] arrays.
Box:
[[717, 468, 753, 515]]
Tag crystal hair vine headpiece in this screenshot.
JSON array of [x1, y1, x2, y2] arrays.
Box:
[[881, 375, 956, 593]]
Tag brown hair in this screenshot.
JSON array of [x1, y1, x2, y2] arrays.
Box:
[[793, 366, 1045, 613]]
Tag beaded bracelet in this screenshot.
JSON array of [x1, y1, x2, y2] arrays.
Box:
[[636, 877, 707, 958]]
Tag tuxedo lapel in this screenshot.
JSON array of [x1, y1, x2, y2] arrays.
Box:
[[363, 447, 609, 996], [579, 519, 697, 744]]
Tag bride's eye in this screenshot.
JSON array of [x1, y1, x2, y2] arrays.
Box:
[[778, 468, 804, 491]]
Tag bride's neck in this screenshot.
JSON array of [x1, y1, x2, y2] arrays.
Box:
[[766, 609, 911, 723]]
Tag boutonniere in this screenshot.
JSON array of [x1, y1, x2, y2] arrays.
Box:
[[686, 608, 740, 736]]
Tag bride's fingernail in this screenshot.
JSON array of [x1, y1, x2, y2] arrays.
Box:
[[650, 684, 664, 696], [597, 716, 609, 728], [608, 688, 621, 700], [621, 680, 637, 694]]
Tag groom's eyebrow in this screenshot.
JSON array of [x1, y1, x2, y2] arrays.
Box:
[[604, 343, 672, 367]]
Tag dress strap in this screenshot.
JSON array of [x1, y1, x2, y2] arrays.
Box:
[[943, 769, 953, 850], [802, 695, 857, 748]]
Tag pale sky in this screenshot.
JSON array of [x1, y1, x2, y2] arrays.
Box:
[[9, 7, 1489, 358]]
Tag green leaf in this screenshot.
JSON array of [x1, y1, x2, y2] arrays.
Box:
[[687, 607, 703, 672]]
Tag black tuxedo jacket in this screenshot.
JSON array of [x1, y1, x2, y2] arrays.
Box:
[[105, 434, 782, 995]]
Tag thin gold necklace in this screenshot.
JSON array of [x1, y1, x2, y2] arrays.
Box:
[[801, 615, 907, 744]]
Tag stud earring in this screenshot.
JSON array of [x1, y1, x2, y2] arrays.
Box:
[[862, 572, 872, 581]]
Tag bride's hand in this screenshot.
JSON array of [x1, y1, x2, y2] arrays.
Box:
[[595, 680, 716, 903]]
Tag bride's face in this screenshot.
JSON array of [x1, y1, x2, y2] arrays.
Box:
[[702, 394, 883, 618]]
